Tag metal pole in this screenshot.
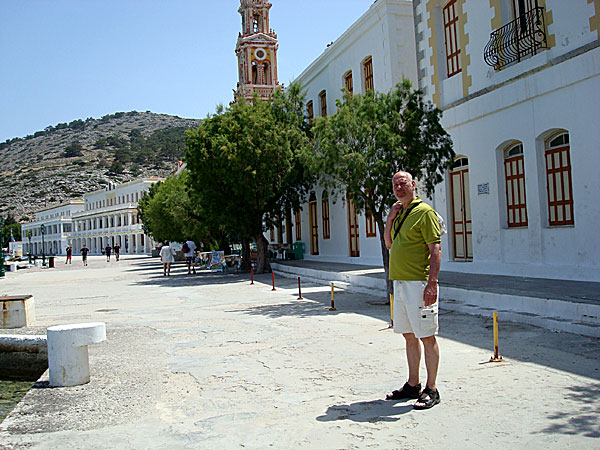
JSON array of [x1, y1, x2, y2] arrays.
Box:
[[329, 282, 336, 311], [389, 293, 394, 327], [297, 276, 303, 299], [271, 271, 276, 291], [489, 311, 503, 362], [250, 267, 254, 285]]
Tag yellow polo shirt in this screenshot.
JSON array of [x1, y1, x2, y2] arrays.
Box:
[[389, 198, 441, 281]]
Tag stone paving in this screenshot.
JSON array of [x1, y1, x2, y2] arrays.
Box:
[[0, 255, 598, 449]]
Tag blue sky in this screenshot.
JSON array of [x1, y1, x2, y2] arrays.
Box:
[[0, 0, 376, 143]]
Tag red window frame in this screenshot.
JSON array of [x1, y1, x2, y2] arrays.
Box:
[[504, 144, 528, 227], [545, 133, 574, 226], [365, 212, 377, 237], [363, 57, 374, 92], [319, 90, 327, 117], [295, 210, 302, 241], [443, 0, 461, 78], [322, 195, 330, 239], [344, 71, 353, 95]]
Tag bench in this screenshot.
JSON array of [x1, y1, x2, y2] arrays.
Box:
[[47, 322, 106, 387]]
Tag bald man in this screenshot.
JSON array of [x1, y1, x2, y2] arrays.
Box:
[[384, 171, 442, 410]]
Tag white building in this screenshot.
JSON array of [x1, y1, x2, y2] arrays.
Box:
[[21, 200, 84, 256], [413, 0, 600, 281], [268, 0, 418, 265], [70, 178, 161, 255]]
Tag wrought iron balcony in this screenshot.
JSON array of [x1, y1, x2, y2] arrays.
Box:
[[484, 6, 547, 70]]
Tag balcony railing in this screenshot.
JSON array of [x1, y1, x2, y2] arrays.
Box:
[[484, 6, 547, 70]]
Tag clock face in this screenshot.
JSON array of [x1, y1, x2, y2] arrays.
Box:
[[255, 48, 267, 60]]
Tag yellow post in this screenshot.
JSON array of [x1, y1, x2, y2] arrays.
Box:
[[489, 311, 503, 362], [389, 293, 394, 327], [329, 282, 336, 311]]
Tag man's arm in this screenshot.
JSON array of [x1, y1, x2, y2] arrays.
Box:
[[384, 201, 403, 249], [423, 242, 441, 306]]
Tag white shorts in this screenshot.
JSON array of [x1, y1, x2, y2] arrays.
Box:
[[393, 280, 438, 338]]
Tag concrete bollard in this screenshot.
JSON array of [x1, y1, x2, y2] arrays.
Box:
[[47, 322, 106, 387], [9, 263, 17, 272]]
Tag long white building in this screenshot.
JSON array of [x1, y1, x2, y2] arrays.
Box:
[[70, 178, 161, 255], [413, 0, 600, 281], [21, 200, 84, 256]]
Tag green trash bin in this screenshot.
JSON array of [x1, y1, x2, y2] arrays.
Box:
[[292, 241, 305, 260]]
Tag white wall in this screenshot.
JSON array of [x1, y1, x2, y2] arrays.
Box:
[[417, 0, 600, 280]]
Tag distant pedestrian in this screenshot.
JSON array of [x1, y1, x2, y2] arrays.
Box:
[[65, 246, 72, 264], [113, 244, 120, 261], [384, 171, 442, 410], [182, 238, 197, 274], [105, 245, 111, 262], [80, 245, 89, 266], [159, 241, 176, 276]]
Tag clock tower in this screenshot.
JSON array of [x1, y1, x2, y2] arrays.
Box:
[[234, 0, 280, 103]]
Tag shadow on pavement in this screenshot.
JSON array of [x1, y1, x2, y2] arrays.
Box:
[[316, 399, 412, 423], [535, 382, 600, 438]]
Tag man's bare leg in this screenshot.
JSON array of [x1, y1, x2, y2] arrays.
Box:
[[403, 332, 421, 387], [420, 335, 439, 391]]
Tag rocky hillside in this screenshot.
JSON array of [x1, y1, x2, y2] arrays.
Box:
[[0, 111, 201, 222]]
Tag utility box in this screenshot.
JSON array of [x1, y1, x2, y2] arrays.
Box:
[[292, 242, 305, 260]]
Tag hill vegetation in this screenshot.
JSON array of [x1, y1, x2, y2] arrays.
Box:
[[0, 111, 201, 222]]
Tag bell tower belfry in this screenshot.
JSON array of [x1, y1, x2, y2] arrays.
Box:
[[234, 0, 280, 103]]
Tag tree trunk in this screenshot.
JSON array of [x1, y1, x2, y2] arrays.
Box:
[[376, 217, 392, 299], [255, 232, 272, 274], [240, 237, 252, 271]]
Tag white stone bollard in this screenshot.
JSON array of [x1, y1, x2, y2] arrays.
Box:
[[9, 262, 17, 272], [47, 322, 106, 387]]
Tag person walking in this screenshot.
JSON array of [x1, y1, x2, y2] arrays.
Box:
[[80, 244, 89, 266], [65, 245, 72, 264], [113, 244, 120, 261], [182, 238, 197, 274], [105, 245, 111, 262], [384, 171, 442, 410], [159, 241, 176, 276]]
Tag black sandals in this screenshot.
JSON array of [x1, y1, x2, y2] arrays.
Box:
[[385, 382, 422, 400], [413, 386, 440, 410]]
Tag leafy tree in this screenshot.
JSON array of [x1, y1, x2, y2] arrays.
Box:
[[63, 141, 83, 158], [185, 84, 313, 273], [1, 214, 20, 248], [311, 80, 454, 293], [137, 172, 213, 245], [109, 161, 124, 174]]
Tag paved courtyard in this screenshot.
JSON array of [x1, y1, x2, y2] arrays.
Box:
[[0, 255, 599, 449]]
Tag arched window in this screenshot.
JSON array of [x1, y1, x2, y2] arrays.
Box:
[[544, 132, 573, 226], [343, 71, 353, 95], [306, 101, 314, 125], [319, 90, 327, 117], [294, 209, 302, 241], [252, 62, 259, 84], [308, 192, 319, 255], [322, 191, 330, 239], [504, 142, 528, 227], [362, 56, 374, 91]]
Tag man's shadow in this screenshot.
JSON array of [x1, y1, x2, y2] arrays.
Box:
[[316, 399, 413, 423]]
